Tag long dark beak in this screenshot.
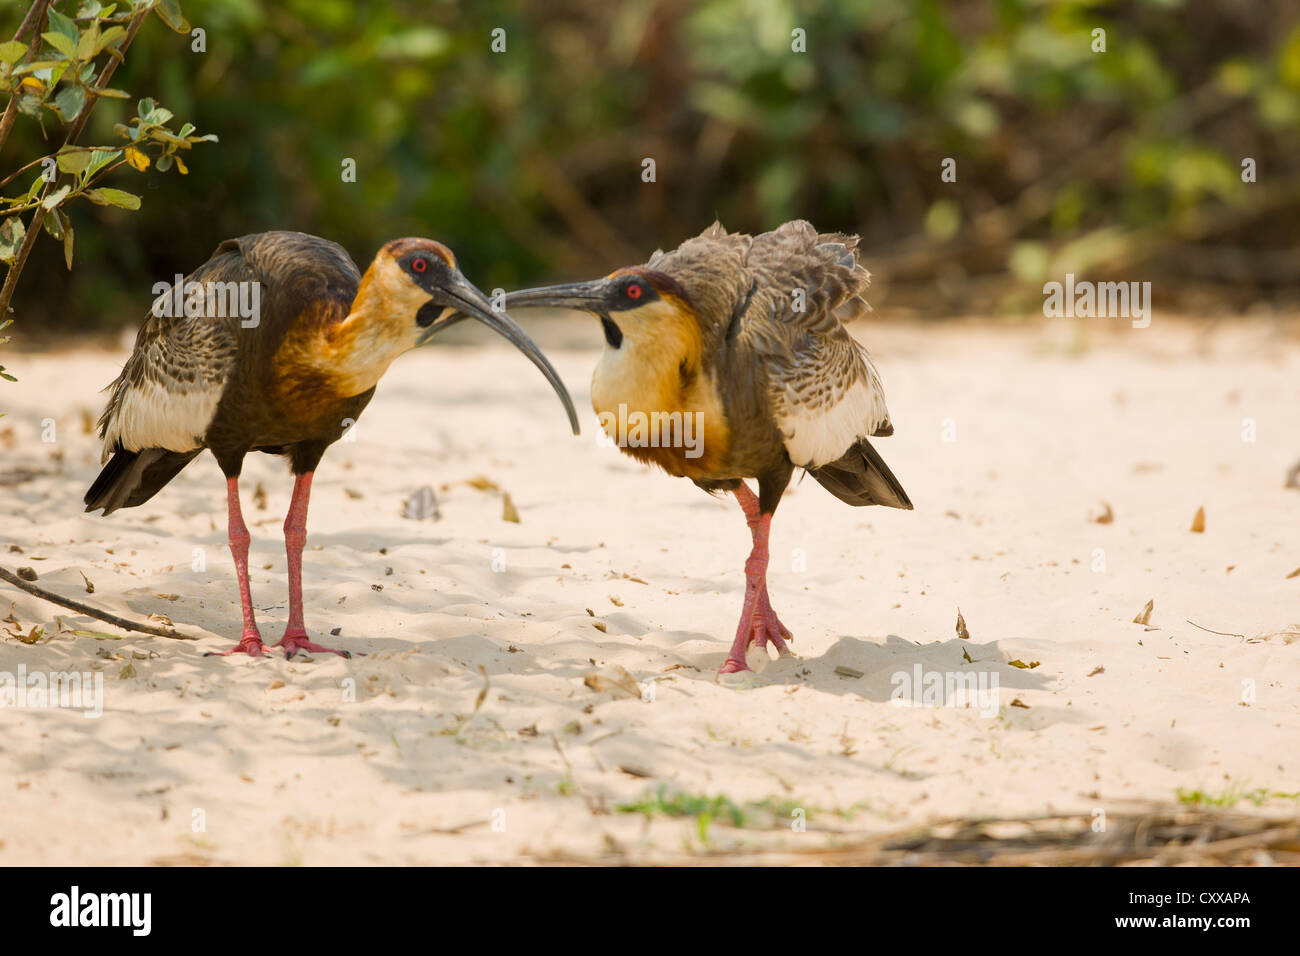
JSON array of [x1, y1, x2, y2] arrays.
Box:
[[504, 279, 611, 313], [426, 278, 612, 335], [418, 272, 579, 435]]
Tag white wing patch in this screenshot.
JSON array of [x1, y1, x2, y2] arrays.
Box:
[[775, 344, 891, 469], [99, 378, 221, 463]]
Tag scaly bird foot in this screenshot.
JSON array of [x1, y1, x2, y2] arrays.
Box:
[[718, 601, 795, 676], [753, 590, 793, 653], [270, 632, 352, 660], [205, 630, 268, 658]]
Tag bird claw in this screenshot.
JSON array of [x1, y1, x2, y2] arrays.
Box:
[[716, 666, 760, 689], [718, 597, 795, 677], [750, 583, 793, 654], [753, 601, 793, 655], [270, 635, 352, 660], [204, 633, 267, 657], [718, 655, 751, 675]]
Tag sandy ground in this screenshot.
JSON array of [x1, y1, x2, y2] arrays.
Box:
[[1, 315, 1298, 865]]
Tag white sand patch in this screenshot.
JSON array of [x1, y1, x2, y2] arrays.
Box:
[[0, 317, 1297, 864]]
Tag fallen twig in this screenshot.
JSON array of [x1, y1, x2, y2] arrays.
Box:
[[0, 565, 196, 641], [1185, 619, 1245, 639]]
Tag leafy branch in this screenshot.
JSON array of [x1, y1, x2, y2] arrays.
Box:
[[0, 0, 217, 381]]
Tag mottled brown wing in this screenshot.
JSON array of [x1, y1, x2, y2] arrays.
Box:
[[96, 240, 251, 462], [96, 232, 360, 464], [732, 222, 893, 470]]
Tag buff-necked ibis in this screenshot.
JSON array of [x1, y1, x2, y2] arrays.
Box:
[[505, 220, 911, 678], [85, 230, 578, 659]]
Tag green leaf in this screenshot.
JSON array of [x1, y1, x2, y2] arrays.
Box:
[[85, 148, 121, 178], [154, 0, 191, 34], [93, 87, 130, 98], [45, 8, 80, 46], [61, 213, 74, 270], [52, 85, 86, 122], [83, 187, 140, 209], [75, 23, 100, 61], [95, 26, 127, 56], [40, 61, 69, 86], [41, 184, 71, 210], [147, 127, 187, 146], [0, 41, 28, 65], [23, 173, 44, 201], [42, 209, 64, 239], [155, 152, 172, 171], [16, 92, 42, 119], [13, 59, 66, 75], [42, 31, 77, 59], [56, 147, 92, 175], [0, 217, 26, 263], [129, 100, 179, 130]]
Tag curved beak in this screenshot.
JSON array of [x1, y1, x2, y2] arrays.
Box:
[[504, 279, 611, 314], [418, 272, 579, 436]]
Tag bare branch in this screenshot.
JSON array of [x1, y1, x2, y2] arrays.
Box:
[[0, 565, 198, 641]]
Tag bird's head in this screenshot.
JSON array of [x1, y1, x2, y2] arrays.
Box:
[[363, 238, 463, 340], [504, 267, 697, 352], [352, 238, 578, 433]]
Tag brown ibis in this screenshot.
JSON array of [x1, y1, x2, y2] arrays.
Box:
[[504, 220, 911, 677], [85, 231, 578, 659]]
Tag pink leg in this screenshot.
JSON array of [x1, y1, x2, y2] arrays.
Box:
[[719, 484, 794, 675], [206, 477, 267, 657], [267, 472, 350, 659], [733, 485, 793, 650]]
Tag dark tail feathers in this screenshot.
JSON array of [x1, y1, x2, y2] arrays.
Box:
[[84, 447, 201, 515], [808, 438, 912, 510]]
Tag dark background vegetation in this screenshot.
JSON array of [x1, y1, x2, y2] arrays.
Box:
[[6, 0, 1300, 331]]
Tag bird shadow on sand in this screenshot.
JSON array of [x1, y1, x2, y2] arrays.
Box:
[[675, 633, 1076, 726]]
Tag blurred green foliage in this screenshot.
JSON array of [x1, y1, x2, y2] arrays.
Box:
[[3, 0, 1298, 327]]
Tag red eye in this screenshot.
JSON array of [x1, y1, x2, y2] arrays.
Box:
[[412, 257, 428, 273], [626, 283, 642, 300]]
